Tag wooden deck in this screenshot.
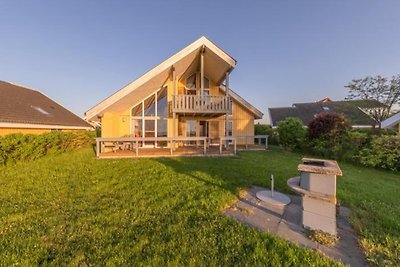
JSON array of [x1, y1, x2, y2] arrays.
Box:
[[98, 144, 266, 159]]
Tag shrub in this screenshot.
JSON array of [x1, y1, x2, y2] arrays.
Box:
[[308, 112, 351, 141], [342, 131, 369, 162], [254, 124, 280, 145], [359, 135, 400, 171], [307, 113, 352, 159], [277, 118, 306, 150], [0, 131, 95, 165], [254, 124, 270, 135]]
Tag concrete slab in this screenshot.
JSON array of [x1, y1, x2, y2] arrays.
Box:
[[256, 190, 291, 207], [222, 186, 367, 267]]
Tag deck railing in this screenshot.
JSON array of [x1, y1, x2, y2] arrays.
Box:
[[95, 136, 269, 158], [95, 136, 237, 158], [235, 135, 269, 150], [172, 95, 231, 113]]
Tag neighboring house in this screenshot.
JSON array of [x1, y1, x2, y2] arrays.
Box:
[[382, 112, 400, 134], [269, 99, 385, 128], [0, 81, 93, 136], [86, 36, 263, 149]]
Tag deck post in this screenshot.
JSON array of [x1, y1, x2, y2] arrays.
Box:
[[219, 138, 222, 154], [203, 138, 206, 154], [170, 139, 173, 155], [96, 140, 100, 158], [136, 140, 139, 156], [234, 139, 237, 155]]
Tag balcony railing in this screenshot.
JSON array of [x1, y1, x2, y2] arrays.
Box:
[[172, 95, 231, 114]]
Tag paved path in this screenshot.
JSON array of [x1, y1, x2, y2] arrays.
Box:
[[223, 186, 367, 266]]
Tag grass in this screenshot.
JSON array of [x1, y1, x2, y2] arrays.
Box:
[[0, 148, 399, 266]]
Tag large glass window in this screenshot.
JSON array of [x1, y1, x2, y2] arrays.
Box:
[[131, 103, 142, 116], [186, 73, 196, 89], [131, 119, 143, 137], [131, 87, 169, 143], [157, 87, 168, 117], [144, 94, 156, 116], [187, 120, 196, 137], [157, 119, 168, 137]]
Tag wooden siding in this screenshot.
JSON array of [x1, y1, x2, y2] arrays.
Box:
[[100, 72, 256, 142]]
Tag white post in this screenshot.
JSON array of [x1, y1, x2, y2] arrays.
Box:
[[172, 66, 176, 151], [271, 174, 274, 198], [200, 46, 204, 96], [225, 71, 229, 148]]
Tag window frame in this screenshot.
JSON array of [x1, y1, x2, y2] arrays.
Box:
[[130, 86, 169, 140]]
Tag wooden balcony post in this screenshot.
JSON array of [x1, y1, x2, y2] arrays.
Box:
[[225, 72, 229, 148], [172, 66, 176, 151], [200, 45, 205, 96]]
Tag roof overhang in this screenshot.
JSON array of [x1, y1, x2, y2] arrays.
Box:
[[220, 85, 263, 120], [86, 36, 236, 121]]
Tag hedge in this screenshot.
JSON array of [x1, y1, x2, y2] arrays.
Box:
[[0, 131, 95, 165]]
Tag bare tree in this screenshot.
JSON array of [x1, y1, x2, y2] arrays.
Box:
[[345, 75, 400, 127]]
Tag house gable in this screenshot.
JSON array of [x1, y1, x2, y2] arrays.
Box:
[[85, 36, 237, 122]]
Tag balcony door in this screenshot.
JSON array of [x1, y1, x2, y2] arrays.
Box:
[[186, 120, 196, 145]]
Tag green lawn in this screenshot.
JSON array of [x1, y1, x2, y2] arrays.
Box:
[[0, 148, 399, 266]]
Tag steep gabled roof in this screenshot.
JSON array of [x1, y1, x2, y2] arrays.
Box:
[[0, 81, 92, 129], [86, 36, 239, 121], [269, 99, 384, 127]]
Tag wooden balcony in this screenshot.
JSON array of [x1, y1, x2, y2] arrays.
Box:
[[172, 95, 231, 114]]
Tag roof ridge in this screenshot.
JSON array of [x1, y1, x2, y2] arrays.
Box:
[[0, 80, 39, 92]]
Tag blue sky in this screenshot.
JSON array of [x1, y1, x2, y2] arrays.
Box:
[[1, 1, 400, 123]]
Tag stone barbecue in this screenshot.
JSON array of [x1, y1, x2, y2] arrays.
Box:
[[287, 158, 342, 235]]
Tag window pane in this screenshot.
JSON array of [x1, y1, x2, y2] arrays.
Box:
[[131, 102, 142, 116], [201, 89, 210, 96], [203, 77, 210, 88], [144, 120, 155, 137], [187, 120, 196, 137], [132, 119, 143, 137], [157, 87, 168, 117], [186, 89, 197, 95], [186, 73, 196, 89], [157, 119, 167, 137], [144, 94, 156, 116], [228, 122, 233, 136]]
